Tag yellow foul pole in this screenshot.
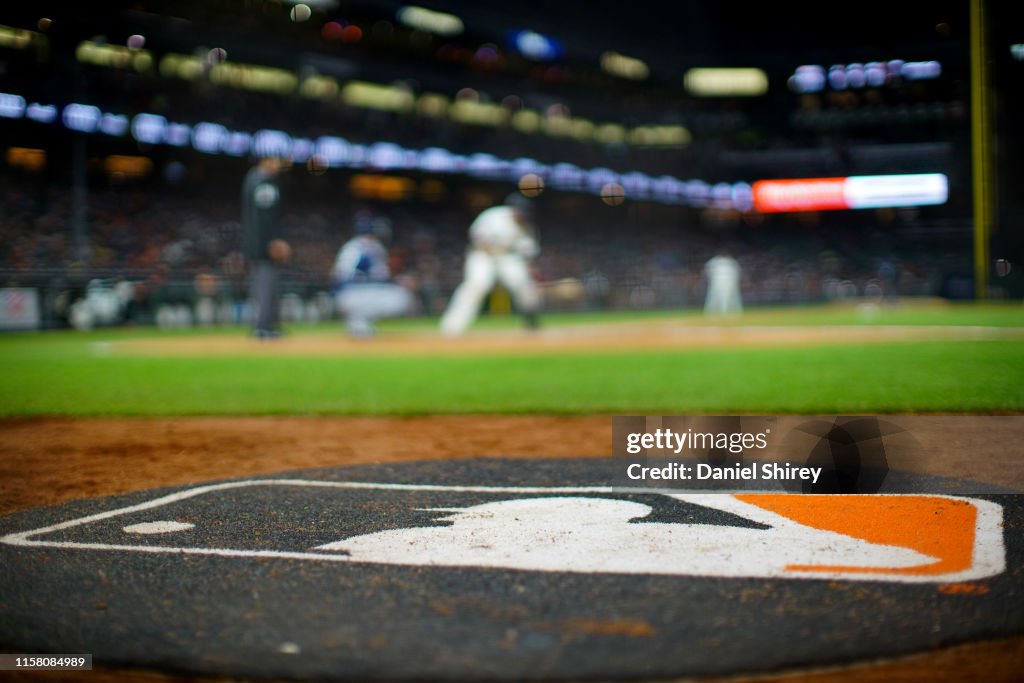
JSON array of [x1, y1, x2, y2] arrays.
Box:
[[970, 0, 993, 299]]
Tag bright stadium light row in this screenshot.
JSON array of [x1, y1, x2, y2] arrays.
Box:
[[0, 92, 949, 212], [788, 60, 942, 93]]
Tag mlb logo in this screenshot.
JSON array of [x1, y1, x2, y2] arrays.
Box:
[[1, 480, 1004, 584]]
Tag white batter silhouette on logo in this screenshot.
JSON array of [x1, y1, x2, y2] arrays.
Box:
[[317, 496, 940, 578]]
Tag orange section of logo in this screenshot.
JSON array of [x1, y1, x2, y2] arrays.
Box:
[[737, 494, 978, 576]]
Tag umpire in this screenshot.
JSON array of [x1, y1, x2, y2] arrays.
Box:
[[241, 156, 290, 338]]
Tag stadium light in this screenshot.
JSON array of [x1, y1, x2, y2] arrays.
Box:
[[209, 62, 297, 95], [299, 75, 340, 99], [341, 82, 415, 112], [314, 136, 351, 167], [752, 174, 948, 212], [684, 68, 768, 97], [77, 41, 152, 70], [508, 30, 564, 61], [159, 54, 204, 81], [549, 162, 584, 190], [222, 132, 252, 157], [191, 122, 229, 154], [511, 109, 541, 134], [165, 123, 191, 147], [62, 104, 101, 132], [0, 92, 953, 212], [290, 138, 314, 163], [788, 60, 942, 93], [467, 153, 507, 179], [105, 155, 153, 178], [253, 129, 293, 158], [99, 113, 129, 136], [419, 147, 461, 173], [397, 6, 464, 36], [621, 172, 653, 200], [0, 93, 26, 119], [367, 142, 411, 170], [6, 147, 45, 172], [450, 100, 507, 126], [600, 51, 649, 80], [25, 103, 57, 124], [0, 25, 43, 50], [596, 124, 626, 145], [416, 93, 449, 118], [131, 113, 167, 144]]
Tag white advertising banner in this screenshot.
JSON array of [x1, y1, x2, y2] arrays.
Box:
[[0, 287, 41, 331]]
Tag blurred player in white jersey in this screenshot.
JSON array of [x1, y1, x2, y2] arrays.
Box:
[[332, 211, 414, 337], [704, 253, 743, 315], [440, 193, 541, 336]]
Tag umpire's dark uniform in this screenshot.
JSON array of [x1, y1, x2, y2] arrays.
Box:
[[241, 160, 283, 337]]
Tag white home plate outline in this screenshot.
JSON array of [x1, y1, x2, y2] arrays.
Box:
[[0, 480, 1005, 584]]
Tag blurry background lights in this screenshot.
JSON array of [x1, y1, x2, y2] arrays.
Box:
[[788, 65, 826, 93], [6, 147, 46, 172], [511, 109, 540, 133], [289, 4, 312, 22], [0, 25, 40, 50], [306, 155, 328, 176], [416, 93, 449, 117], [62, 103, 101, 132], [518, 173, 544, 197], [509, 30, 564, 62], [341, 81, 414, 112], [600, 51, 649, 81], [0, 93, 26, 118], [0, 93, 953, 210], [600, 182, 625, 206], [684, 68, 768, 97], [341, 25, 362, 43], [206, 47, 228, 65], [397, 6, 464, 36], [451, 100, 506, 126], [104, 155, 152, 179], [77, 41, 153, 71], [473, 44, 500, 67], [789, 60, 941, 92], [99, 113, 129, 136], [25, 103, 57, 123], [321, 21, 344, 40]]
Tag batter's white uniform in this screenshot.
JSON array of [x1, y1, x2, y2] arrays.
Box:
[[704, 255, 743, 315], [440, 205, 540, 336]]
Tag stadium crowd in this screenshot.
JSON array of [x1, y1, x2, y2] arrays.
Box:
[[0, 173, 975, 328]]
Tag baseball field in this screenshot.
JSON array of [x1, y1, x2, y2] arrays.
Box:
[[3, 300, 1024, 682], [2, 301, 1023, 416]]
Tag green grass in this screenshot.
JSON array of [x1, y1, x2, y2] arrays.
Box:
[[374, 301, 1024, 332], [1, 303, 1022, 415]]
